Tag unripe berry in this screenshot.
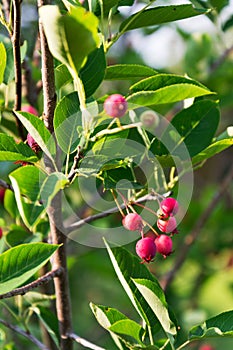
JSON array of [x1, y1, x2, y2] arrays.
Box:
[[136, 237, 156, 263], [122, 213, 143, 231], [0, 228, 3, 239], [21, 105, 38, 116], [157, 216, 177, 233], [160, 197, 179, 216], [104, 94, 128, 118], [27, 133, 40, 153], [140, 110, 159, 128], [155, 234, 173, 257]]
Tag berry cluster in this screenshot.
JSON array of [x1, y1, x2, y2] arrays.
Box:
[[122, 197, 179, 263]]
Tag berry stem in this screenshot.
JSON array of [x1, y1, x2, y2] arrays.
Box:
[[110, 189, 125, 217], [134, 202, 159, 216]]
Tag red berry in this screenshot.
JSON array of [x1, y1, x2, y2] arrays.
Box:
[[0, 228, 3, 239], [0, 188, 5, 203], [160, 197, 179, 216], [104, 94, 128, 118], [27, 133, 40, 153], [122, 213, 143, 231], [155, 234, 173, 257], [136, 237, 156, 263], [157, 216, 177, 233], [21, 105, 38, 115]]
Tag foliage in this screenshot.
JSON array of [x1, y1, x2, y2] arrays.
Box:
[[0, 0, 232, 349]]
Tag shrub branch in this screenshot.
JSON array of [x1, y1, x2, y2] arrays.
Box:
[[38, 2, 73, 348], [0, 318, 50, 350], [11, 0, 24, 139], [0, 268, 63, 300]]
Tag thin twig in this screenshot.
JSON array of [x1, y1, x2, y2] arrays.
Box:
[[0, 318, 50, 350], [210, 44, 233, 72], [0, 268, 63, 300], [68, 333, 106, 350], [11, 0, 24, 139], [67, 191, 170, 233], [0, 179, 13, 191], [67, 146, 83, 182], [161, 164, 233, 291]]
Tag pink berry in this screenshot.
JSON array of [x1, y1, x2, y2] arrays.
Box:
[[27, 133, 40, 153], [157, 207, 169, 220], [155, 234, 173, 257], [0, 188, 5, 203], [0, 228, 2, 239], [198, 345, 215, 350], [21, 105, 38, 116], [160, 197, 179, 216], [122, 213, 143, 231], [157, 216, 177, 233], [104, 94, 128, 118], [136, 237, 156, 263]]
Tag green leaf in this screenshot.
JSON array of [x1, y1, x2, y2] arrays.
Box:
[[5, 228, 42, 247], [78, 154, 110, 175], [104, 240, 176, 338], [189, 310, 233, 340], [192, 138, 233, 165], [90, 303, 144, 344], [105, 64, 157, 80], [0, 243, 59, 294], [0, 43, 7, 84], [39, 172, 69, 209], [210, 0, 229, 13], [39, 6, 100, 79], [0, 35, 27, 84], [54, 92, 81, 153], [127, 74, 213, 107], [0, 133, 38, 163], [0, 35, 14, 84], [14, 112, 55, 162], [55, 64, 72, 91], [119, 4, 207, 33], [32, 306, 60, 347], [3, 190, 19, 219], [9, 167, 68, 229], [132, 279, 176, 337], [109, 319, 144, 343], [222, 14, 233, 31], [8, 166, 46, 202], [103, 167, 143, 190], [79, 45, 106, 98], [55, 45, 106, 98], [171, 100, 220, 157]]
